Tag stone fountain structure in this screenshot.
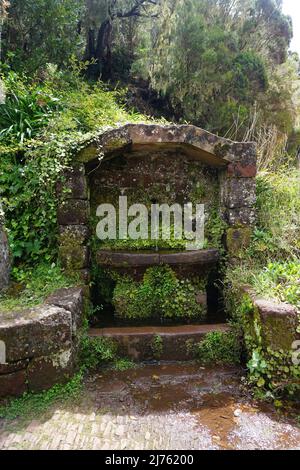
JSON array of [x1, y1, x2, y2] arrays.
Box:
[[57, 123, 257, 324]]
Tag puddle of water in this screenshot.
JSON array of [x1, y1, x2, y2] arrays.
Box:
[[86, 362, 300, 450]]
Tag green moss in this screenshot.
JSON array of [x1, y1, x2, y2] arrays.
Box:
[[151, 334, 164, 360], [89, 157, 225, 252], [262, 314, 297, 352], [0, 263, 78, 312], [189, 182, 206, 203], [229, 294, 300, 397], [112, 266, 207, 321], [59, 228, 87, 247], [59, 243, 87, 272], [226, 227, 252, 255], [193, 330, 242, 366], [206, 208, 227, 251], [79, 335, 118, 370]]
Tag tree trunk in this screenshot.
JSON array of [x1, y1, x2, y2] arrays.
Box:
[[85, 28, 96, 61], [95, 18, 113, 80]]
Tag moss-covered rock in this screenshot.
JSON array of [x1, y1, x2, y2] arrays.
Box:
[[255, 299, 298, 352], [59, 244, 89, 272], [57, 199, 90, 226], [226, 227, 252, 255]]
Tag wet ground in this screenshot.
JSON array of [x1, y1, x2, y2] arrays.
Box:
[[0, 363, 300, 450]]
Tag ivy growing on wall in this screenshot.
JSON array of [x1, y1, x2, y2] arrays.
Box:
[[0, 65, 150, 269]]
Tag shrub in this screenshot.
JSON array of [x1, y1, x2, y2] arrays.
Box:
[[151, 334, 163, 360], [224, 168, 300, 398], [113, 358, 137, 371], [0, 371, 83, 420], [251, 261, 300, 309], [254, 170, 300, 259]]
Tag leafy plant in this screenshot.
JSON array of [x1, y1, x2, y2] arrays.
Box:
[[113, 358, 137, 371], [0, 262, 77, 311], [225, 293, 300, 398], [79, 335, 118, 370], [0, 72, 59, 144], [151, 334, 163, 360], [0, 68, 150, 266], [113, 266, 207, 321], [194, 330, 241, 366], [252, 261, 300, 310]]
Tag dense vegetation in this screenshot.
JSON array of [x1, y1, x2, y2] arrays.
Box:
[[112, 267, 207, 321], [225, 169, 300, 398], [0, 1, 299, 402], [2, 1, 299, 140], [0, 67, 147, 268]]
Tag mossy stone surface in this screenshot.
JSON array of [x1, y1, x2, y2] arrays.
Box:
[[255, 299, 298, 351], [226, 227, 252, 255], [59, 244, 89, 271]]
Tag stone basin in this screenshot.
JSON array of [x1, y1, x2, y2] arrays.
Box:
[[96, 249, 219, 268]]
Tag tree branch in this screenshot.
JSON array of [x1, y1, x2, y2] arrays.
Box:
[[113, 0, 158, 20]]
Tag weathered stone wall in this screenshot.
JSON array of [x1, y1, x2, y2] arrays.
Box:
[[0, 288, 83, 398], [220, 143, 257, 257], [90, 324, 230, 362], [57, 165, 90, 282], [0, 207, 10, 293], [90, 149, 219, 213], [243, 287, 299, 353]]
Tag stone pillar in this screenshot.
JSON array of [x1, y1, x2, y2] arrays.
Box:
[[0, 205, 10, 292], [57, 165, 90, 283], [220, 142, 257, 257]]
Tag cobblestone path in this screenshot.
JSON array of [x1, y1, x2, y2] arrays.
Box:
[[0, 363, 299, 450]]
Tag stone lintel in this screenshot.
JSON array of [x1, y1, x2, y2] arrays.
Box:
[[97, 249, 219, 268]]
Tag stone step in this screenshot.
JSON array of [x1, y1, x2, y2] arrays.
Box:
[[89, 323, 230, 362]]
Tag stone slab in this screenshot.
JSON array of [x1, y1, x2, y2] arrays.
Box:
[[27, 348, 75, 393], [0, 222, 10, 293], [222, 178, 256, 209], [0, 306, 72, 362], [97, 249, 219, 268], [254, 299, 298, 351], [89, 324, 230, 362], [46, 287, 84, 334], [76, 123, 256, 168], [0, 370, 27, 398], [57, 166, 88, 200]]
